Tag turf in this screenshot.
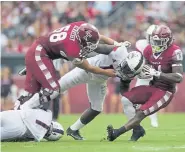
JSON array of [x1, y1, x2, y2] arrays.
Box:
[[1, 113, 185, 152]]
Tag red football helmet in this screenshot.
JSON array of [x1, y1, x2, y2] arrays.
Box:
[[150, 25, 173, 54], [77, 23, 100, 57]]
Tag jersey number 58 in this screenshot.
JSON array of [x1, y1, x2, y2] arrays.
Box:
[[49, 25, 71, 42]]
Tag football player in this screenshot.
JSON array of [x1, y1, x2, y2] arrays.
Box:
[[107, 25, 183, 142], [1, 109, 64, 142], [121, 25, 159, 141], [14, 21, 124, 110], [57, 44, 145, 140]]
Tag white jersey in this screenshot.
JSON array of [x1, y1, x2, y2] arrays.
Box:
[[19, 109, 52, 141], [59, 45, 128, 112], [87, 45, 128, 80], [135, 39, 152, 85], [1, 109, 52, 142]]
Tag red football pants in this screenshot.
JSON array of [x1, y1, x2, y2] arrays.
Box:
[[123, 86, 174, 116], [24, 41, 60, 94]]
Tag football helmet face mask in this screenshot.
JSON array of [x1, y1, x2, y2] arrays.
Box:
[[44, 121, 64, 141], [77, 23, 100, 58], [150, 25, 173, 55], [117, 51, 145, 80]]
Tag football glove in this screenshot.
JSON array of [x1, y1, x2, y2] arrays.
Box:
[[114, 41, 131, 48], [143, 65, 161, 78]]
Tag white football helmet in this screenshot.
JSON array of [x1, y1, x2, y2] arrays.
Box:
[[44, 121, 64, 141], [117, 51, 145, 80]]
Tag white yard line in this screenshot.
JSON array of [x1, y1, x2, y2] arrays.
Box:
[[132, 145, 185, 151]]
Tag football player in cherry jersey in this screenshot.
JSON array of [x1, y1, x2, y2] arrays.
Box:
[[14, 21, 124, 110], [107, 25, 183, 141], [121, 25, 160, 142]]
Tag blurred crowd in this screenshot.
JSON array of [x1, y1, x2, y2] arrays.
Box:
[[1, 1, 185, 54]]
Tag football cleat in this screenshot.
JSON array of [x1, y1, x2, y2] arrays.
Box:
[[107, 125, 117, 141], [66, 127, 84, 140], [130, 126, 146, 141]]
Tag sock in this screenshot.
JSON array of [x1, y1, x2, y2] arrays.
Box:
[[121, 96, 136, 120], [70, 118, 85, 131], [149, 113, 158, 127], [114, 126, 126, 137]]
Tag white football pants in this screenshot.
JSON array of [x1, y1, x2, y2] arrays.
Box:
[[59, 67, 107, 112]]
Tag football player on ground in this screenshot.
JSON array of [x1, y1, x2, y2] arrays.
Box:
[[57, 43, 145, 140], [14, 21, 124, 111], [107, 25, 183, 142], [0, 109, 64, 142]]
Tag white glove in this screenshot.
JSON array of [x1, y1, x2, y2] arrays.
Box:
[[138, 70, 153, 79], [113, 41, 131, 48], [143, 65, 161, 78]]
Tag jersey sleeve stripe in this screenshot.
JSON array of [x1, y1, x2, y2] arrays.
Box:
[[172, 64, 182, 67]]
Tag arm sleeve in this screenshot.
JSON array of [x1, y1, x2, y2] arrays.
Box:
[[172, 49, 183, 66], [94, 44, 115, 55]]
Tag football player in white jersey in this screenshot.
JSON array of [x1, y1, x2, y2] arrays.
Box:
[[0, 109, 64, 142], [58, 43, 145, 140]]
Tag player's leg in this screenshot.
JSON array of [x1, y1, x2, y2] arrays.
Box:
[[135, 78, 159, 127], [121, 78, 151, 141], [107, 86, 173, 141], [59, 67, 91, 93], [0, 110, 27, 141], [52, 95, 60, 121], [20, 45, 60, 110], [107, 85, 151, 141], [123, 77, 151, 120], [121, 96, 145, 141], [121, 96, 136, 120], [149, 113, 158, 127], [67, 81, 107, 140]]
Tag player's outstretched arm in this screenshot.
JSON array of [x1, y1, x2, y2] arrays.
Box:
[[100, 35, 126, 47], [94, 44, 115, 55], [73, 58, 116, 77]]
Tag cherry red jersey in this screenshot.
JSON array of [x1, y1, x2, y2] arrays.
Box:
[[37, 21, 85, 60], [143, 44, 183, 93]]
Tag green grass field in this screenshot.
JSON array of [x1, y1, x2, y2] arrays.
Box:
[[2, 113, 185, 152]]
